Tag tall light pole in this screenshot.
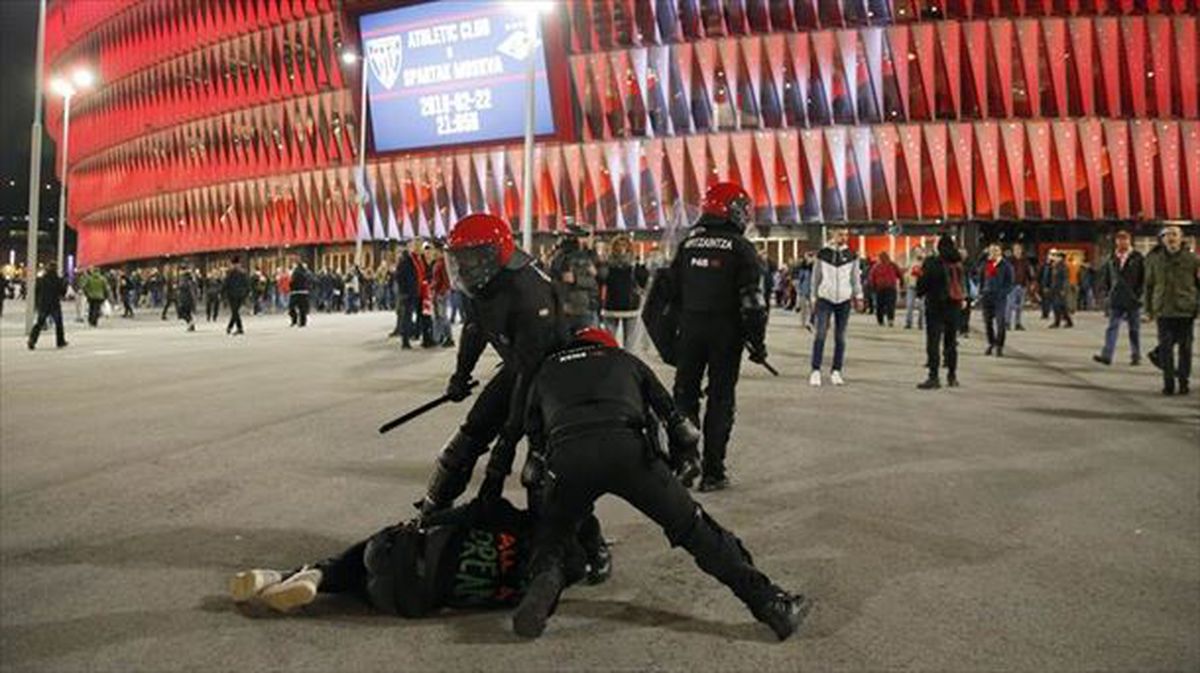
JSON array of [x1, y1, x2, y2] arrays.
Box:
[[24, 0, 48, 335], [50, 68, 96, 272], [513, 2, 554, 252], [343, 49, 369, 267]]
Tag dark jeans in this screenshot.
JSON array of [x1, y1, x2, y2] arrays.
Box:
[[926, 307, 959, 379], [86, 298, 103, 326], [673, 313, 743, 480], [981, 294, 1007, 348], [812, 299, 851, 371], [1052, 296, 1073, 327], [1101, 306, 1141, 361], [227, 298, 244, 333], [1156, 317, 1195, 386], [529, 434, 776, 612], [28, 304, 66, 348], [874, 287, 897, 325], [205, 295, 219, 321]]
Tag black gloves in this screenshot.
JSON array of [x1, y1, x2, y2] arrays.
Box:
[[746, 341, 768, 364], [666, 414, 702, 488], [476, 471, 505, 513], [446, 372, 473, 402]]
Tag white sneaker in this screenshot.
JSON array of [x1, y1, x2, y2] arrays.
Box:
[[258, 566, 322, 613], [809, 370, 822, 387], [229, 569, 284, 603], [830, 370, 845, 386]]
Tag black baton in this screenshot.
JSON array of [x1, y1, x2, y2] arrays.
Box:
[[378, 380, 479, 434]]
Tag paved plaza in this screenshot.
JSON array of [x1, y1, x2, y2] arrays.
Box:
[[1, 306, 1197, 672]]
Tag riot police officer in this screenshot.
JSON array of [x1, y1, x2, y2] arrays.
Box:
[[664, 182, 768, 492], [506, 327, 810, 640], [417, 214, 610, 582]]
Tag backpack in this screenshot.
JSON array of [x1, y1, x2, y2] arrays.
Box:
[[946, 262, 966, 303]]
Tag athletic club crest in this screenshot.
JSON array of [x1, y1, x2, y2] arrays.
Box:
[[366, 35, 403, 90]]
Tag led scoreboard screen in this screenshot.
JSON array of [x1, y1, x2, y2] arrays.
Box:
[[358, 1, 557, 154]]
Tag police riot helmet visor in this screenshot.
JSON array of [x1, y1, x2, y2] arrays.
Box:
[[445, 243, 500, 296]]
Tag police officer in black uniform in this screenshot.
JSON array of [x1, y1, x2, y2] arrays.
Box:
[[289, 262, 312, 327], [667, 182, 768, 492], [416, 213, 610, 583], [506, 327, 810, 640]]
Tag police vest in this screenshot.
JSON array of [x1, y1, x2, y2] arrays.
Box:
[[675, 226, 751, 313]]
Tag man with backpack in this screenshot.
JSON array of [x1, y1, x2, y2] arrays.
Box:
[[915, 235, 966, 389]]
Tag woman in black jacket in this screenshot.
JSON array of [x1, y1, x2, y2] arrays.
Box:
[[598, 234, 649, 349], [916, 235, 966, 389]]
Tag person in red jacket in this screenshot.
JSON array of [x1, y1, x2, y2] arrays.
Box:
[[868, 251, 902, 327]]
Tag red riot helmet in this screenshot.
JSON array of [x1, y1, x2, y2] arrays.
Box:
[[575, 326, 620, 349], [445, 214, 516, 296], [702, 182, 753, 231]]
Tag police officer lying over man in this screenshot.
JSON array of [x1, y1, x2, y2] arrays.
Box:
[[506, 326, 811, 641]]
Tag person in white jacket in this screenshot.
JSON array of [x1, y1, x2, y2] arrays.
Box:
[[809, 228, 864, 386]]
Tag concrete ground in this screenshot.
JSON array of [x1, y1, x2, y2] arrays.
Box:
[[1, 301, 1197, 672]]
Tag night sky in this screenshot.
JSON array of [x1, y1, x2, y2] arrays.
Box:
[[1, 0, 62, 254]]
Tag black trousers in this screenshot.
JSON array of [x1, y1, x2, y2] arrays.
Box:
[[981, 295, 1006, 348], [205, 295, 219, 321], [86, 298, 103, 326], [673, 313, 743, 480], [227, 298, 244, 333], [178, 301, 194, 325], [28, 304, 66, 348], [530, 433, 776, 611], [874, 287, 897, 325], [1156, 317, 1195, 386], [926, 307, 959, 379], [289, 293, 310, 326], [1052, 295, 1073, 327], [161, 298, 174, 320]]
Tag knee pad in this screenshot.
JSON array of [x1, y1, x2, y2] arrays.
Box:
[[424, 430, 488, 508]]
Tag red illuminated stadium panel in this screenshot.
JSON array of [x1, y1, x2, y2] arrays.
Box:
[[43, 0, 1198, 266]]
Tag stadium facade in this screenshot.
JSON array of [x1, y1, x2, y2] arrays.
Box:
[[43, 0, 1199, 268]]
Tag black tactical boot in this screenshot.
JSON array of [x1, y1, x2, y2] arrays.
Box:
[[752, 590, 814, 641], [513, 566, 565, 639], [916, 377, 940, 390], [699, 475, 730, 492]]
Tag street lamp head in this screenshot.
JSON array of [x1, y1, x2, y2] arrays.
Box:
[[49, 77, 75, 98], [71, 68, 96, 89], [341, 50, 359, 65]]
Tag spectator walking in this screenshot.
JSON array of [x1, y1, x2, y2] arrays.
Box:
[[1093, 231, 1144, 366], [289, 262, 312, 327], [979, 243, 1014, 357], [81, 267, 108, 327], [427, 243, 454, 347], [867, 251, 901, 327], [392, 244, 419, 346], [222, 257, 250, 335], [903, 248, 925, 330], [160, 272, 176, 320], [204, 270, 222, 322], [176, 265, 198, 332], [1048, 251, 1074, 328], [27, 263, 68, 350], [792, 252, 815, 330], [915, 235, 965, 389], [598, 233, 648, 349], [1143, 225, 1199, 395], [1006, 242, 1032, 330], [809, 228, 863, 387]]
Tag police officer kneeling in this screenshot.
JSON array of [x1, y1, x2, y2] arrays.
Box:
[[501, 327, 811, 641]]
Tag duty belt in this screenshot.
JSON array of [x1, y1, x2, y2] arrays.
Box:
[[547, 418, 645, 446]]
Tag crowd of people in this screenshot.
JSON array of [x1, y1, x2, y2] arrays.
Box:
[[9, 221, 1197, 397], [761, 226, 1198, 395]]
